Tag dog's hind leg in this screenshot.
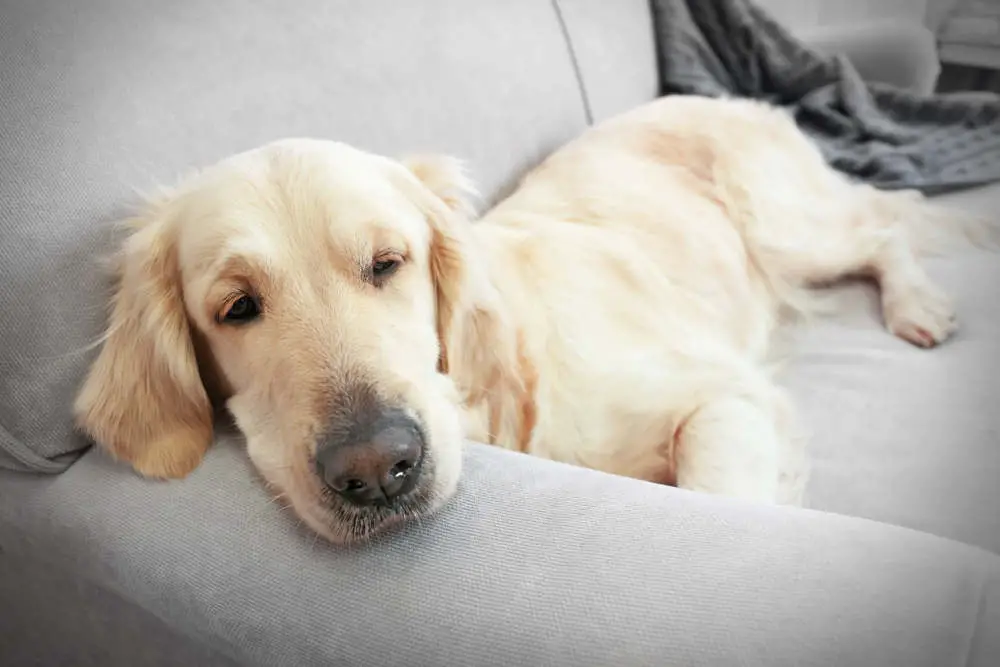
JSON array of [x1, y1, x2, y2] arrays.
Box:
[[856, 186, 999, 347], [795, 185, 963, 348], [867, 209, 957, 348], [706, 102, 972, 348], [728, 174, 964, 347]]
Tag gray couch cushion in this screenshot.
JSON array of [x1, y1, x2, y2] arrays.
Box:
[[0, 0, 589, 472], [0, 552, 238, 667], [2, 441, 998, 667]]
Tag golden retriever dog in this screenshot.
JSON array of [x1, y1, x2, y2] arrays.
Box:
[[74, 95, 986, 543]]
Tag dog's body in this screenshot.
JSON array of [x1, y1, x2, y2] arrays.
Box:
[[75, 95, 981, 542]]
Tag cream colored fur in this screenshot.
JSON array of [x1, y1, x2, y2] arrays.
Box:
[[74, 95, 987, 542]]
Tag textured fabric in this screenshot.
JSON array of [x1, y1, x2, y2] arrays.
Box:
[[0, 552, 238, 667], [2, 441, 999, 667], [0, 0, 588, 471], [934, 178, 1000, 217], [551, 0, 661, 124], [650, 0, 1000, 194]]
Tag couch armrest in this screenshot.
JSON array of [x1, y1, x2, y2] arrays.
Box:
[[3, 440, 998, 667], [798, 21, 942, 94]]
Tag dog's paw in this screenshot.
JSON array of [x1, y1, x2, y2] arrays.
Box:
[[883, 281, 957, 348]]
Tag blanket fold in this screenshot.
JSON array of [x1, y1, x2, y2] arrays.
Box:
[[650, 0, 1000, 194]]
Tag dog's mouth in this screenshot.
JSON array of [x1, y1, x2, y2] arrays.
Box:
[[327, 498, 433, 543]]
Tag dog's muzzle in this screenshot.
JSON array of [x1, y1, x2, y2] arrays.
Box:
[[315, 404, 425, 507]]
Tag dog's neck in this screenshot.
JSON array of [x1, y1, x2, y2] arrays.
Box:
[[441, 226, 538, 452]]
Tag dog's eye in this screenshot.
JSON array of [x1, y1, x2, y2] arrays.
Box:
[[222, 294, 260, 323], [370, 254, 403, 286]]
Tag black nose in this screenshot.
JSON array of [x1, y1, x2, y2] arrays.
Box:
[[315, 407, 424, 507]]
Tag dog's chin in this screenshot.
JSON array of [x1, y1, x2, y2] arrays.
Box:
[[298, 503, 416, 545]]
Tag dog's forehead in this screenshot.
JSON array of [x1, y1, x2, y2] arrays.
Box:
[[178, 141, 428, 255]]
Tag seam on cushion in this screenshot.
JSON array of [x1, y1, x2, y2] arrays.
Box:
[[551, 0, 594, 125], [0, 421, 79, 474], [962, 571, 991, 667]]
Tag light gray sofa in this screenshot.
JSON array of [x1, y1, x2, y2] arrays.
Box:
[[2, 1, 998, 665]]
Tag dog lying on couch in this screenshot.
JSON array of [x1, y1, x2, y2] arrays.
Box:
[[74, 95, 984, 543]]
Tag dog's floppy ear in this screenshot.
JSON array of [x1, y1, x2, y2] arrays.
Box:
[[402, 154, 478, 221], [399, 156, 525, 441], [399, 155, 487, 374], [74, 199, 213, 479]]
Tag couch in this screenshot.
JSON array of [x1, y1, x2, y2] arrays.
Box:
[[2, 1, 998, 665]]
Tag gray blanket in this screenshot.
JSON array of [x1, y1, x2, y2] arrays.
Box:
[[650, 0, 1000, 194]]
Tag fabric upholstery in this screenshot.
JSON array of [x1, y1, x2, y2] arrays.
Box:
[[0, 0, 589, 472], [0, 553, 238, 667], [552, 0, 661, 124], [2, 441, 998, 667]]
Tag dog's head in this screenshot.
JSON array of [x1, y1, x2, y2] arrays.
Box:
[[74, 139, 486, 543]]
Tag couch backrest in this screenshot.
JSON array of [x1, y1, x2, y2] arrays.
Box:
[[552, 0, 662, 124], [0, 0, 610, 472]]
